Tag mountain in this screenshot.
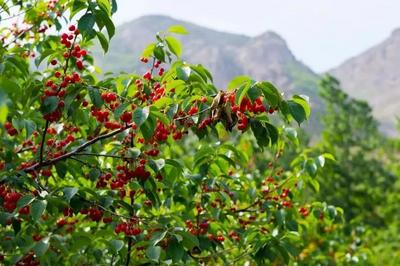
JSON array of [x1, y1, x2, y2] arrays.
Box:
[[331, 29, 400, 135], [93, 15, 323, 130]]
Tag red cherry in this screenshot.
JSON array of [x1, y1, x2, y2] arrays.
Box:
[[68, 25, 76, 31], [45, 80, 54, 87], [216, 235, 225, 242], [143, 71, 152, 80], [76, 61, 83, 70], [120, 111, 132, 123]]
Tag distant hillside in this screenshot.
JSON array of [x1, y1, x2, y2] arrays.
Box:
[[93, 15, 324, 131], [331, 29, 400, 135]]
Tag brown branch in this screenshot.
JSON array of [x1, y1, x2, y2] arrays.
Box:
[[74, 152, 132, 160], [38, 120, 50, 164], [234, 199, 261, 213], [24, 123, 132, 172]]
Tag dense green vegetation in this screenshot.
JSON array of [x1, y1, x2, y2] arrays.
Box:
[[0, 1, 399, 265]]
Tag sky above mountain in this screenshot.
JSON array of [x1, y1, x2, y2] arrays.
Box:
[[114, 0, 400, 72]]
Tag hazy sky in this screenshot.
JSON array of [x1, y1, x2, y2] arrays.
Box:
[[114, 0, 399, 72]]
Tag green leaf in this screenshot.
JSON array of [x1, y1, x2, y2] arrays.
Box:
[[88, 87, 104, 108], [250, 120, 270, 148], [153, 46, 165, 62], [35, 49, 55, 67], [70, 0, 87, 19], [150, 230, 168, 246], [0, 212, 13, 226], [111, 0, 118, 14], [178, 231, 199, 250], [140, 116, 156, 141], [176, 66, 191, 81], [109, 239, 124, 253], [33, 237, 50, 257], [55, 161, 68, 179], [265, 122, 279, 144], [11, 117, 24, 131], [256, 82, 282, 107], [17, 195, 35, 209], [41, 96, 59, 115], [88, 168, 101, 181], [31, 200, 47, 220], [149, 159, 165, 172], [166, 237, 184, 262], [168, 25, 188, 35], [95, 9, 115, 39], [227, 76, 251, 91], [327, 205, 337, 219], [133, 107, 150, 126], [63, 187, 78, 202], [165, 36, 182, 57], [24, 120, 36, 139], [127, 148, 141, 159], [235, 81, 253, 106], [322, 153, 335, 161], [292, 95, 310, 120], [276, 209, 286, 226], [114, 102, 129, 118], [142, 43, 156, 57], [96, 31, 108, 53], [287, 100, 307, 125], [0, 78, 20, 94], [307, 177, 320, 192], [0, 105, 8, 123], [96, 0, 111, 15], [305, 159, 317, 177], [78, 12, 96, 34], [146, 246, 161, 262]]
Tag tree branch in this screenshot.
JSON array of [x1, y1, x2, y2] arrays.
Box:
[[74, 152, 132, 160], [24, 123, 132, 172]]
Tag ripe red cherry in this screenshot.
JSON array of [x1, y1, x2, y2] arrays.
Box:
[[68, 25, 76, 31], [216, 235, 225, 242], [50, 59, 57, 65], [143, 71, 152, 80], [268, 107, 274, 114], [120, 111, 132, 123], [199, 221, 209, 229], [188, 106, 199, 116], [76, 61, 84, 70], [57, 218, 67, 227]]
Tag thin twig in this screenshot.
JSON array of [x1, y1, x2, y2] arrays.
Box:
[[23, 123, 133, 172], [74, 152, 132, 160], [39, 120, 49, 164]]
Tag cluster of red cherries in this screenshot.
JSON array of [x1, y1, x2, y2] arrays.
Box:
[[41, 25, 86, 122]]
